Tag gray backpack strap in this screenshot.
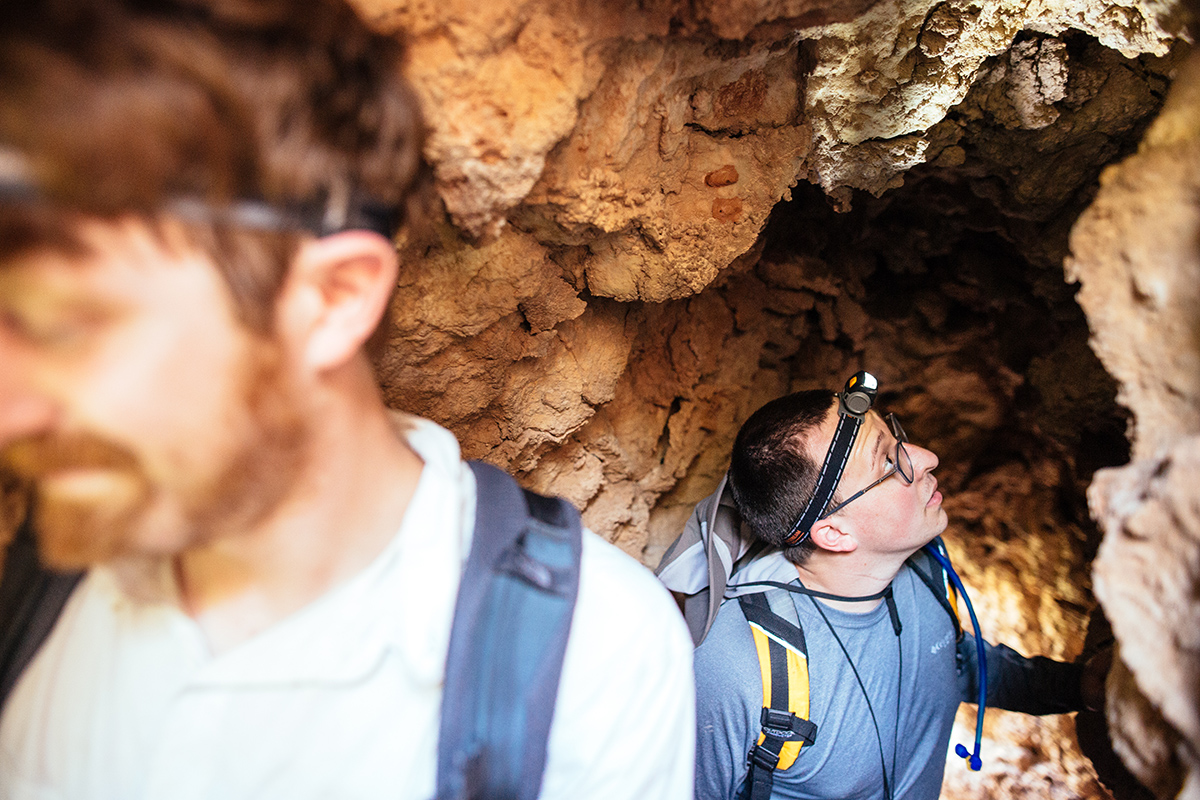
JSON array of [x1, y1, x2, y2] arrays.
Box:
[[0, 513, 83, 709], [436, 461, 583, 800], [656, 473, 755, 646]]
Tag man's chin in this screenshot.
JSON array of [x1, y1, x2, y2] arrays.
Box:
[[33, 496, 153, 571], [917, 519, 950, 551]]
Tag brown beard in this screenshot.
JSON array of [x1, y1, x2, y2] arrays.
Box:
[[0, 341, 309, 570], [2, 432, 151, 568]]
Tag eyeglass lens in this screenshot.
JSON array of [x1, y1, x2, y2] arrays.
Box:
[[887, 414, 915, 484]]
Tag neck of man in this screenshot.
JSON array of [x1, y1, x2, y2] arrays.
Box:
[[174, 360, 424, 655], [792, 546, 916, 614]]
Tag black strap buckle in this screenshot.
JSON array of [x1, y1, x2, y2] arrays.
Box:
[[759, 708, 818, 745], [743, 712, 819, 800], [748, 740, 785, 771]]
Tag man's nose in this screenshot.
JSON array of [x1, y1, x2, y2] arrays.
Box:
[[908, 443, 940, 476]]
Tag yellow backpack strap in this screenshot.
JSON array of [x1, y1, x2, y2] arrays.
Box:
[[737, 594, 819, 800]]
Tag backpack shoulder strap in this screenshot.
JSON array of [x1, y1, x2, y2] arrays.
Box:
[[0, 513, 83, 710], [908, 537, 963, 640], [736, 591, 818, 800], [436, 461, 583, 800]]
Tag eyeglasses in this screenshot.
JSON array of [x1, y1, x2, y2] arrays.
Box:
[[820, 413, 914, 519]]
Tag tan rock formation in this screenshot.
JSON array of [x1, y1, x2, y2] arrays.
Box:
[[1068, 50, 1200, 800], [352, 0, 1181, 306]]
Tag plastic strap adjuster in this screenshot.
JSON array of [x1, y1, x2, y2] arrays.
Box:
[[759, 709, 818, 745], [749, 740, 785, 770]]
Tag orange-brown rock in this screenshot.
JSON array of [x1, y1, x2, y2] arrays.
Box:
[[705, 165, 740, 187], [350, 0, 1180, 304]]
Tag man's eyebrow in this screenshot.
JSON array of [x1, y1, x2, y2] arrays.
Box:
[[870, 429, 886, 472]]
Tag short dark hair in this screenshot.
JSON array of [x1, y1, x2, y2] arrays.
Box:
[[0, 0, 426, 332], [728, 390, 838, 565]]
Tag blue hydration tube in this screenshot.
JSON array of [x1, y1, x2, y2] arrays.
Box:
[[922, 543, 986, 771]]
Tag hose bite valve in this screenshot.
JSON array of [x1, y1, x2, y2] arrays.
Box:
[[956, 743, 982, 772]]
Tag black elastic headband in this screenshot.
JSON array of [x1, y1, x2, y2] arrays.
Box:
[[782, 371, 879, 546], [0, 149, 398, 238]]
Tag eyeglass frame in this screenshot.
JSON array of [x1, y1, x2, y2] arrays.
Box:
[[818, 413, 914, 519]]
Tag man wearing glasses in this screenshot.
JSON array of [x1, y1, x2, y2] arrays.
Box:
[[659, 374, 1107, 800]]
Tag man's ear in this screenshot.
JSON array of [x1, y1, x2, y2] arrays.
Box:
[[276, 231, 398, 371], [807, 516, 858, 554]]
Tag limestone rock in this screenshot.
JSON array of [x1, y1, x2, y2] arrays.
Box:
[[1090, 442, 1200, 799], [1067, 49, 1200, 800], [1067, 57, 1200, 460], [515, 36, 811, 301], [801, 0, 1180, 198], [351, 0, 1181, 306]]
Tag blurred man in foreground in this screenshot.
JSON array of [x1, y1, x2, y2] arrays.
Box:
[[0, 2, 694, 797]]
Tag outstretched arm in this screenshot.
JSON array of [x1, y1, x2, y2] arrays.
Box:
[[956, 634, 1101, 714]]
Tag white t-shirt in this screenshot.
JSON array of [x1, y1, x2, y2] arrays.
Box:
[[0, 416, 695, 800]]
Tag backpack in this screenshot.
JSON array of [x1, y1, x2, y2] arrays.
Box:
[[656, 475, 966, 800], [0, 460, 581, 800]]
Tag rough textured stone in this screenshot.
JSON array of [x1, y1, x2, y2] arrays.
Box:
[[1068, 49, 1200, 800], [1067, 59, 1200, 460], [514, 36, 811, 301], [801, 0, 1179, 198], [350, 0, 1182, 304], [1090, 445, 1200, 799]]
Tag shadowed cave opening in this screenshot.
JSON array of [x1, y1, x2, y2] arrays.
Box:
[[369, 23, 1188, 800], [634, 31, 1174, 798], [690, 46, 1177, 800]]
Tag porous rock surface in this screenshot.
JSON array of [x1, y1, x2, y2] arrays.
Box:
[[353, 0, 1179, 304], [361, 0, 1180, 550], [356, 2, 1188, 798], [1068, 50, 1200, 800]]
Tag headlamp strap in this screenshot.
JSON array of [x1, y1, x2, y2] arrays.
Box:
[[783, 413, 861, 545], [782, 371, 879, 546], [0, 148, 397, 238]]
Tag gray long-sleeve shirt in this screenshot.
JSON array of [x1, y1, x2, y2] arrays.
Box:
[[694, 562, 1084, 800]]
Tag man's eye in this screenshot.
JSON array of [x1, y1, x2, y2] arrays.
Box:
[[0, 308, 37, 340], [0, 308, 87, 347]]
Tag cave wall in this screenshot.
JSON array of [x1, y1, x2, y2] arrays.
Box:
[[356, 0, 1179, 301], [1068, 50, 1200, 800], [358, 1, 1188, 798], [364, 0, 1181, 560]]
